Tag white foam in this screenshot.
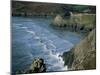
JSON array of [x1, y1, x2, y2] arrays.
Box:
[[34, 36, 40, 40], [49, 43, 56, 49], [26, 30, 35, 35], [20, 26, 28, 29], [24, 29, 69, 71], [49, 49, 68, 70], [48, 40, 53, 43], [63, 66, 68, 70], [42, 43, 47, 51], [14, 23, 22, 26]]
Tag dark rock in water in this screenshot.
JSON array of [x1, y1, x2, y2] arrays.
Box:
[[62, 50, 74, 68], [26, 58, 46, 73], [15, 58, 46, 74], [80, 25, 84, 30]]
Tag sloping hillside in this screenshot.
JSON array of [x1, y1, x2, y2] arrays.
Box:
[[12, 1, 64, 16], [12, 1, 96, 16], [63, 29, 96, 70]]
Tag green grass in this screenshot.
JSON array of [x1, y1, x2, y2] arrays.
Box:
[[64, 14, 96, 28]]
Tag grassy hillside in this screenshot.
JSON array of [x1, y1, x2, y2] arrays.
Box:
[[62, 29, 96, 70], [51, 13, 96, 33], [64, 14, 95, 25], [12, 1, 64, 16]]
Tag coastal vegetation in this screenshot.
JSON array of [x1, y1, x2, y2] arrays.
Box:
[[52, 14, 95, 33], [62, 29, 96, 70]]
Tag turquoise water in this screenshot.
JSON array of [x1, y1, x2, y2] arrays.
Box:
[[12, 16, 82, 73]]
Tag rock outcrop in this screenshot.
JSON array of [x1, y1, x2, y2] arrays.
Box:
[[62, 29, 96, 70], [26, 58, 46, 73], [51, 13, 95, 33], [52, 15, 64, 26], [15, 58, 46, 74]]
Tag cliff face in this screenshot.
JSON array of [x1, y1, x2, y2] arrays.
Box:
[[51, 14, 96, 33], [63, 29, 96, 70], [52, 15, 64, 26]]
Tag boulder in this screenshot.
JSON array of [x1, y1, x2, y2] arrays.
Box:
[[26, 58, 46, 73], [52, 15, 64, 26]]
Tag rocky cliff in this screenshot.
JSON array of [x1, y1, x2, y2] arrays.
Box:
[[62, 29, 96, 70], [51, 14, 96, 33]]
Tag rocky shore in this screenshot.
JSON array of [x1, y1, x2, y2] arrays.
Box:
[[62, 29, 96, 70], [12, 0, 96, 33], [51, 14, 96, 33]]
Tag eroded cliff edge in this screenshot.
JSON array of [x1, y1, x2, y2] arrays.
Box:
[[62, 29, 96, 70]]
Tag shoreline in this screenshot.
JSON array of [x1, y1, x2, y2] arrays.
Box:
[[62, 29, 96, 70]]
